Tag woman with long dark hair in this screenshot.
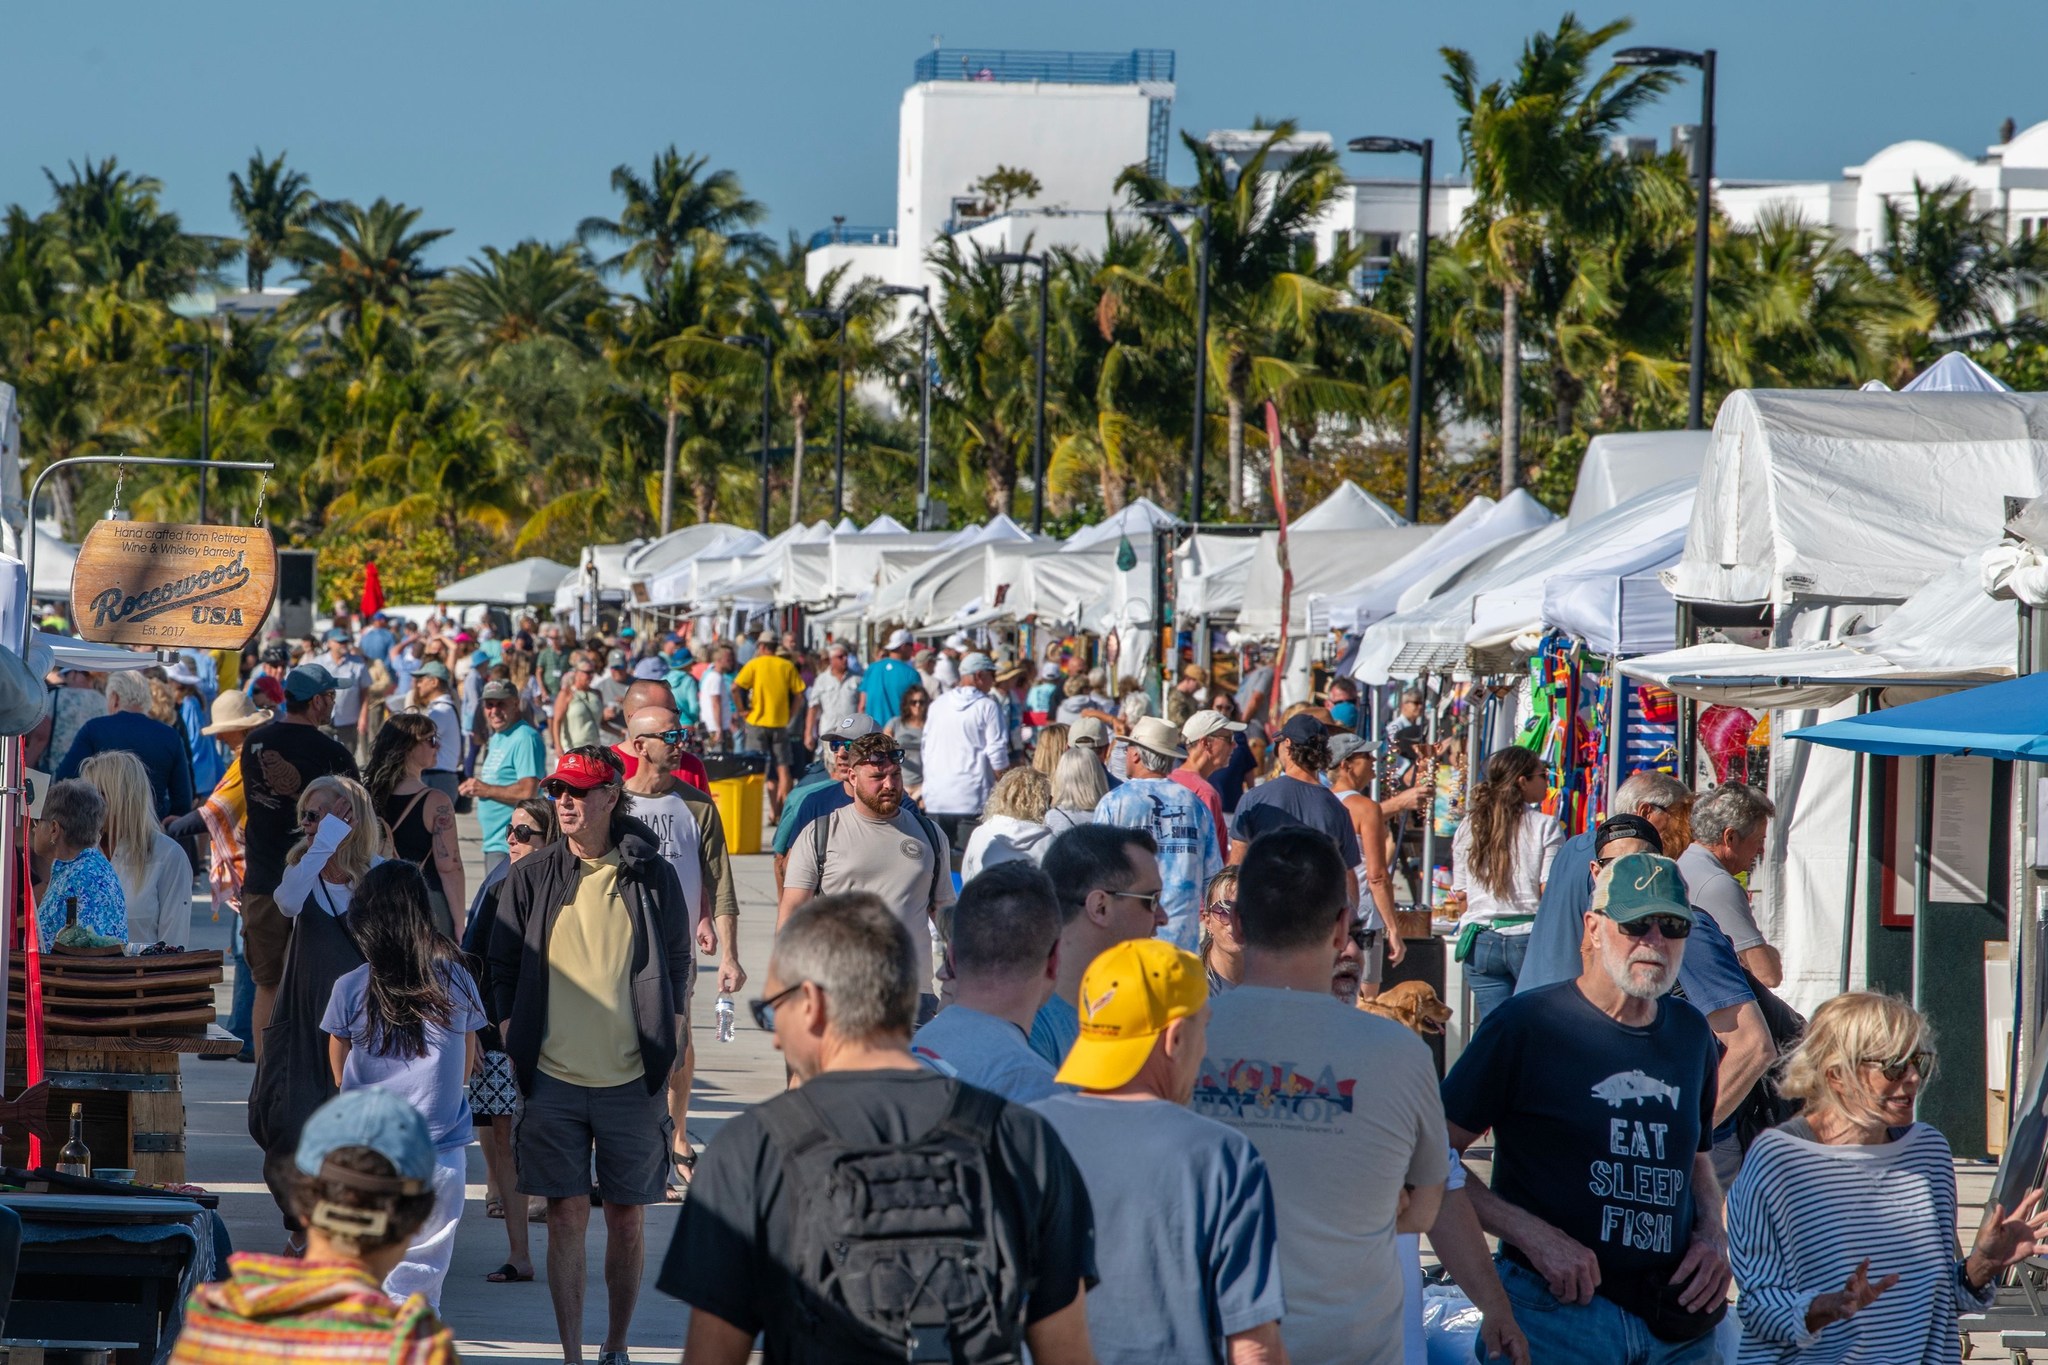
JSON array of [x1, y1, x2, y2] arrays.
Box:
[[1449, 746, 1561, 1021], [320, 861, 482, 1310], [364, 712, 465, 937]]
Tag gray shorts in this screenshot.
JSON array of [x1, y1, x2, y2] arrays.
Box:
[[749, 724, 793, 768], [1360, 929, 1386, 985], [515, 1072, 672, 1205]]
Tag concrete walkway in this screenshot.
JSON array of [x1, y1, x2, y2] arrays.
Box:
[[184, 815, 787, 1362]]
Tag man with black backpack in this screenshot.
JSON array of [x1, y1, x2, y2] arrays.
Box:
[[779, 731, 955, 1022], [661, 891, 1099, 1364]]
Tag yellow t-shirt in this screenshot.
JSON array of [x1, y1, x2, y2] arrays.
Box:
[[733, 653, 805, 730], [536, 851, 642, 1088]]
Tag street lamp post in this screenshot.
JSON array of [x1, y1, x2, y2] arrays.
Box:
[[1348, 137, 1433, 522], [1617, 45, 1716, 430], [878, 284, 934, 529], [989, 251, 1050, 532], [795, 305, 852, 521], [723, 334, 775, 534], [169, 339, 214, 521]]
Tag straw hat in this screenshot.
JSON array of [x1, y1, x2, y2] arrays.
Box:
[[202, 689, 273, 735]]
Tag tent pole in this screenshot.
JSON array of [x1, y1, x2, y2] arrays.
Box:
[[2021, 604, 2041, 1106], [1676, 601, 1698, 788], [1913, 756, 1934, 1032], [1838, 689, 1871, 993], [1418, 669, 1441, 912], [1368, 683, 1384, 803]]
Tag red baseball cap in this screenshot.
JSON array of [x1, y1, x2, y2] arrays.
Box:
[[545, 750, 620, 792]]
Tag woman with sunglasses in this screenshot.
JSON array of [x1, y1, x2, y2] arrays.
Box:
[[1728, 992, 2048, 1363], [364, 713, 465, 939], [1197, 867, 1242, 996], [459, 796, 557, 1283]]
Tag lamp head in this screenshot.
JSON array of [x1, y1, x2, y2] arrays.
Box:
[[1349, 136, 1424, 156], [876, 284, 929, 300], [1614, 46, 1705, 68], [988, 252, 1045, 268]]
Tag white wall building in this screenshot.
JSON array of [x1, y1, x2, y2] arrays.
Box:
[[805, 48, 1175, 303]]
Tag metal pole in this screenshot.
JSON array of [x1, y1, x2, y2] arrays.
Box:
[[1404, 141, 1432, 523], [1190, 209, 1212, 524], [757, 340, 773, 536], [1838, 690, 1871, 992], [1418, 670, 1441, 911], [197, 342, 213, 524], [1912, 755, 1934, 1031], [832, 329, 848, 522], [1687, 50, 1716, 430], [917, 309, 933, 529], [1031, 264, 1049, 533]]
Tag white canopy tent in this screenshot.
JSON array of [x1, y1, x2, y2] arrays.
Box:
[[620, 523, 746, 586], [825, 533, 954, 600], [1062, 497, 1182, 552], [1310, 492, 1559, 633], [1567, 430, 1712, 524], [643, 530, 767, 605], [1668, 388, 2048, 608], [1175, 532, 1260, 617], [862, 513, 910, 534], [436, 556, 574, 607], [1539, 536, 1687, 656], [1291, 480, 1407, 532], [1465, 486, 1694, 651], [1234, 527, 1436, 636], [1902, 351, 2012, 393]]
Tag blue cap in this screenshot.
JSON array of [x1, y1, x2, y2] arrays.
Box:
[[325, 627, 351, 643], [283, 663, 337, 702], [631, 657, 667, 681], [294, 1089, 435, 1191]]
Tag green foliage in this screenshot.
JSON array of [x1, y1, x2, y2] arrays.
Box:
[[315, 527, 458, 613], [968, 166, 1044, 216]]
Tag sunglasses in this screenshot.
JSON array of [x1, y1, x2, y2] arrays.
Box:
[[654, 728, 691, 746], [1205, 898, 1237, 917], [749, 981, 808, 1031], [1864, 1050, 1934, 1082], [854, 748, 907, 770], [507, 823, 544, 845], [1606, 912, 1693, 940], [1347, 926, 1378, 950]]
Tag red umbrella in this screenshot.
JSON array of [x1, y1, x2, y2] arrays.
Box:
[[361, 561, 386, 617]]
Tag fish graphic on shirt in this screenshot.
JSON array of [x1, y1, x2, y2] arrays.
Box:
[[1589, 1070, 1681, 1109]]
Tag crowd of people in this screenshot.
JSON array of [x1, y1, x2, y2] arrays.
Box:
[[22, 607, 2044, 1365]]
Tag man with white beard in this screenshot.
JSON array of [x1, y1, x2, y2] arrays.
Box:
[[1440, 852, 1733, 1364]]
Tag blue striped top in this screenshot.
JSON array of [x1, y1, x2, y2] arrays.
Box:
[[1729, 1120, 1992, 1364]]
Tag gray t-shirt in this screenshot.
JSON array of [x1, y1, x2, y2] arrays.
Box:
[[1677, 844, 1766, 952], [784, 802, 956, 985], [1193, 985, 1449, 1365], [911, 1004, 1062, 1103], [1032, 1094, 1284, 1364]]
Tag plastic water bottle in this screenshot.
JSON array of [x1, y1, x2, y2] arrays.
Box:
[[715, 995, 735, 1043]]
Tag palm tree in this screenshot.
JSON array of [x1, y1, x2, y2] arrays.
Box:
[[286, 198, 451, 325], [1443, 14, 1678, 492], [578, 148, 766, 285], [331, 386, 525, 572], [1873, 178, 2048, 361], [1117, 122, 1365, 514], [928, 236, 1038, 517], [422, 240, 606, 375], [42, 157, 233, 301], [227, 148, 316, 291]]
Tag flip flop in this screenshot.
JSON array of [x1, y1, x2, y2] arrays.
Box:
[[486, 1263, 534, 1283], [666, 1147, 697, 1202]]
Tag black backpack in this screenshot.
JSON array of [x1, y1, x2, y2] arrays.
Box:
[[757, 1082, 1027, 1364]]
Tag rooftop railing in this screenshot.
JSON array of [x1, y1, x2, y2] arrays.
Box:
[[913, 48, 1174, 86], [807, 224, 898, 251]]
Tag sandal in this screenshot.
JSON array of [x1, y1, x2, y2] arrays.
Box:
[[666, 1147, 697, 1201], [485, 1197, 505, 1220], [485, 1262, 534, 1283]]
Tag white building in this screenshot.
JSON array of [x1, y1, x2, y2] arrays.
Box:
[[805, 48, 1175, 301]]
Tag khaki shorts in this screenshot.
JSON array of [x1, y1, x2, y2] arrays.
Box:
[[241, 892, 291, 990]]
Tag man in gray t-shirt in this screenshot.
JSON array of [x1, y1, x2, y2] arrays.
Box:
[[1679, 781, 1782, 987], [780, 732, 955, 1013], [911, 863, 1063, 1101]]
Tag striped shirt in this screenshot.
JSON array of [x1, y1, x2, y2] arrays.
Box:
[[171, 1253, 458, 1365], [1729, 1120, 1992, 1363]]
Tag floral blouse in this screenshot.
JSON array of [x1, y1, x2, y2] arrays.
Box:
[[40, 848, 128, 946]]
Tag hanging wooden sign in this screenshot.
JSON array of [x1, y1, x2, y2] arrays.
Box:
[[69, 522, 277, 650]]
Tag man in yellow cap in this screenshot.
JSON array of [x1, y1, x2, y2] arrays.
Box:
[[1032, 938, 1285, 1364]]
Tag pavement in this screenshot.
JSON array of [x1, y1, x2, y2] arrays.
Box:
[[183, 809, 787, 1362]]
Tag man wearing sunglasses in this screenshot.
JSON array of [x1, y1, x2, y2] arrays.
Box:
[[462, 680, 546, 876], [1027, 825, 1167, 1068], [766, 713, 876, 878], [780, 731, 954, 1023], [1442, 851, 1732, 1364]]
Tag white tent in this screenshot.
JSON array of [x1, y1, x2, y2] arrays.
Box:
[[1466, 486, 1694, 651], [1903, 351, 2012, 393], [1567, 430, 1712, 524], [28, 527, 75, 599], [1291, 480, 1407, 532], [435, 557, 575, 606], [1310, 492, 1559, 633], [620, 523, 746, 585], [864, 518, 1043, 629], [862, 513, 910, 534], [1175, 532, 1259, 617], [1539, 534, 1686, 656], [1062, 497, 1182, 553], [1668, 388, 2048, 607], [1018, 550, 1118, 626], [825, 533, 953, 600], [1235, 527, 1436, 635], [643, 530, 768, 605]]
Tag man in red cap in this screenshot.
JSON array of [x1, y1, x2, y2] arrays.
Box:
[[486, 744, 691, 1365]]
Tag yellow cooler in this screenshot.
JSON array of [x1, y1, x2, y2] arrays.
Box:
[[712, 774, 765, 855]]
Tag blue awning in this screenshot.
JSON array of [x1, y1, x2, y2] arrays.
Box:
[[1786, 671, 2048, 759]]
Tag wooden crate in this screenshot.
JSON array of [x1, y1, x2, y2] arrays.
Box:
[[9, 951, 221, 1037]]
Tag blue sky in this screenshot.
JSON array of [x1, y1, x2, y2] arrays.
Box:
[[7, 1, 2045, 270]]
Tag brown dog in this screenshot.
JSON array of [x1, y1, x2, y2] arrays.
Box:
[[1357, 979, 1453, 1038]]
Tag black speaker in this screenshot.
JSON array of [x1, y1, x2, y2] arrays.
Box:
[[275, 547, 316, 638]]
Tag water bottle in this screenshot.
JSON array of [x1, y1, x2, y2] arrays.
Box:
[[715, 995, 735, 1043]]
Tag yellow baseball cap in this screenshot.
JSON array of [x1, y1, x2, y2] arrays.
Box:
[[1055, 939, 1208, 1091]]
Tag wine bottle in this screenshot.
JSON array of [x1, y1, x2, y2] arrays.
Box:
[[57, 1102, 90, 1177], [64, 896, 78, 932]]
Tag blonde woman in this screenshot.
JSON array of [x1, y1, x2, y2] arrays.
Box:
[[81, 750, 194, 949], [1729, 992, 2048, 1362], [961, 767, 1053, 880], [1043, 746, 1107, 836], [1030, 722, 1070, 780], [1197, 865, 1242, 995], [276, 776, 389, 919]]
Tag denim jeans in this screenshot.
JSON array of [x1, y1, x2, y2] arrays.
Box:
[[227, 916, 255, 1053], [1465, 928, 1528, 1026], [1478, 1258, 1723, 1365]]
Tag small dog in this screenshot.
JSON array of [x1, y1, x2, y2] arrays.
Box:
[[1358, 980, 1453, 1038]]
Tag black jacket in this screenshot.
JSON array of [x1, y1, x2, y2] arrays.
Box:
[[486, 814, 692, 1097]]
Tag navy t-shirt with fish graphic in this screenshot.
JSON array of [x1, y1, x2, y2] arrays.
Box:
[[1440, 980, 1718, 1289]]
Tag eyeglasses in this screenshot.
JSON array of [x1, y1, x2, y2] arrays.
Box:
[[1110, 888, 1162, 910], [1605, 913, 1693, 940], [545, 782, 603, 802], [749, 981, 809, 1031], [507, 823, 544, 845], [1864, 1050, 1933, 1082], [1204, 898, 1237, 917]]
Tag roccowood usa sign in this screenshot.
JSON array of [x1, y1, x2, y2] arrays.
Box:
[[69, 522, 277, 650]]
